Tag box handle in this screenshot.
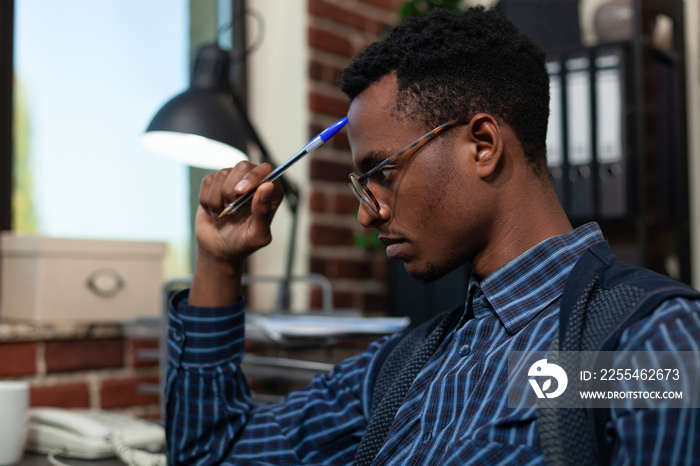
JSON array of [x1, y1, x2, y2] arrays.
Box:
[[86, 268, 125, 298]]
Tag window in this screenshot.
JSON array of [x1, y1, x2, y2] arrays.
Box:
[[13, 0, 191, 278]]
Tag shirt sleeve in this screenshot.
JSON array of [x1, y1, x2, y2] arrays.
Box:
[[165, 289, 396, 465], [608, 297, 700, 465]]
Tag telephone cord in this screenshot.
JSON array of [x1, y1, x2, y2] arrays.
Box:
[[45, 439, 166, 466], [46, 448, 72, 466], [110, 432, 167, 466]]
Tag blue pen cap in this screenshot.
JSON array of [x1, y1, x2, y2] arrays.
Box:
[[319, 117, 348, 142]]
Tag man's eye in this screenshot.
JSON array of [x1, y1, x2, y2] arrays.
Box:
[[377, 167, 393, 181]]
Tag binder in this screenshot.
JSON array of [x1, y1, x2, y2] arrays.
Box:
[[595, 52, 627, 218], [546, 61, 565, 204], [565, 57, 595, 219]]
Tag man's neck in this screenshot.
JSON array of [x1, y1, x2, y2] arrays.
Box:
[[470, 183, 572, 280]]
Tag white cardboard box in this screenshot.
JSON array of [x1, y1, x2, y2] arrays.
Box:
[[0, 233, 167, 322]]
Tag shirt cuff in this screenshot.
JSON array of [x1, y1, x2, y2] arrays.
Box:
[[168, 288, 246, 368]]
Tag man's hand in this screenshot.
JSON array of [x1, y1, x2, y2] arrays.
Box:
[[189, 162, 284, 306]]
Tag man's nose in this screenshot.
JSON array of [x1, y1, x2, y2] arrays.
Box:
[[357, 200, 390, 228]]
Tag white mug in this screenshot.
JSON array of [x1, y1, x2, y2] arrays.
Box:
[[0, 381, 29, 465]]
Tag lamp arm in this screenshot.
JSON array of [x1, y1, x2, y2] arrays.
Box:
[[228, 88, 300, 312], [228, 89, 300, 208]]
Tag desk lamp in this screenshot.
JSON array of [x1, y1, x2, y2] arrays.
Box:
[[142, 44, 249, 169], [143, 43, 301, 311]]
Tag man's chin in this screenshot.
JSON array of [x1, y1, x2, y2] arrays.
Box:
[[404, 262, 448, 284]]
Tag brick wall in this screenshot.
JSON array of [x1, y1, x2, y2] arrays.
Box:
[[307, 0, 406, 314], [0, 330, 161, 418]]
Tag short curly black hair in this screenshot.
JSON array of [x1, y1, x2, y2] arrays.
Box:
[[339, 6, 550, 173]]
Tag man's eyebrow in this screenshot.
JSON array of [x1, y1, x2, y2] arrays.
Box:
[[356, 149, 391, 173]]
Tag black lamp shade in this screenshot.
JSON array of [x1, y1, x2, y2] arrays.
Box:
[[142, 45, 249, 169]]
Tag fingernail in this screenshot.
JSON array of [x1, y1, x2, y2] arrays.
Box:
[[260, 185, 272, 202], [235, 179, 250, 192]]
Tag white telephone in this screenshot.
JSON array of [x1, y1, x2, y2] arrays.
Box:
[[26, 407, 165, 465]]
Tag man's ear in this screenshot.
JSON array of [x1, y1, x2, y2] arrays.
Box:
[[467, 113, 503, 179]]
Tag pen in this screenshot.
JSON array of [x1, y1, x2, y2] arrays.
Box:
[[219, 117, 348, 218]]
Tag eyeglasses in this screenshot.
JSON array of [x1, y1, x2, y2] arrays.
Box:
[[348, 120, 469, 212]]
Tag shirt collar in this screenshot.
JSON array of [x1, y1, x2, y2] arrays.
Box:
[[468, 222, 605, 335]]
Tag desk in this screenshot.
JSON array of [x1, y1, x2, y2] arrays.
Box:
[[19, 452, 124, 465]]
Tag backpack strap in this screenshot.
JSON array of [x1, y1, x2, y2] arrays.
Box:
[[353, 305, 463, 466], [559, 242, 700, 352], [537, 274, 602, 466], [367, 311, 445, 417], [539, 241, 700, 466]]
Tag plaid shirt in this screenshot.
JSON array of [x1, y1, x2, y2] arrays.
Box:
[[166, 223, 700, 465]]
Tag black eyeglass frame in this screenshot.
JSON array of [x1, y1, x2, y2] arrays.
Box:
[[348, 119, 469, 212]]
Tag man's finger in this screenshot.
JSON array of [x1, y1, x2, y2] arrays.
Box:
[[248, 182, 283, 244]]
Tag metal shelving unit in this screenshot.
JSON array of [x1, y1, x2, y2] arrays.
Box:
[[545, 0, 691, 283]]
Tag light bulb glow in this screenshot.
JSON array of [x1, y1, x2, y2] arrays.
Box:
[[142, 131, 248, 170]]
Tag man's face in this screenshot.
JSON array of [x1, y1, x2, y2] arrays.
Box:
[[347, 75, 488, 282]]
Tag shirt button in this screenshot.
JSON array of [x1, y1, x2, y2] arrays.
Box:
[[171, 329, 183, 342], [459, 344, 471, 357], [422, 431, 432, 444]]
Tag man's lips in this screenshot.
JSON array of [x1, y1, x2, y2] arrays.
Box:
[[378, 236, 404, 246], [379, 236, 406, 259]]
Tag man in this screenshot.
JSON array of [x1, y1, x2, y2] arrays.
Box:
[[166, 7, 700, 465]]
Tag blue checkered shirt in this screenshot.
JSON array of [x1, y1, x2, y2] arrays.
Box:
[[166, 223, 700, 465]]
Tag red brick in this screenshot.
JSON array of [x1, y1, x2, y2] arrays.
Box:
[[0, 342, 37, 377], [312, 257, 374, 279], [328, 65, 344, 86], [45, 339, 124, 373], [310, 190, 327, 213], [331, 258, 373, 279], [373, 256, 388, 281], [130, 339, 160, 368], [31, 382, 90, 408], [310, 224, 355, 246], [243, 339, 267, 353], [308, 27, 355, 57], [310, 257, 328, 276], [311, 289, 354, 309], [309, 0, 366, 30], [333, 291, 356, 309], [308, 0, 395, 36], [309, 60, 345, 86], [358, 0, 402, 10], [362, 291, 388, 313], [334, 193, 360, 214], [309, 289, 322, 309], [309, 60, 324, 81], [309, 91, 350, 118], [310, 158, 354, 183], [307, 0, 400, 316], [100, 376, 160, 409], [366, 19, 392, 36]]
